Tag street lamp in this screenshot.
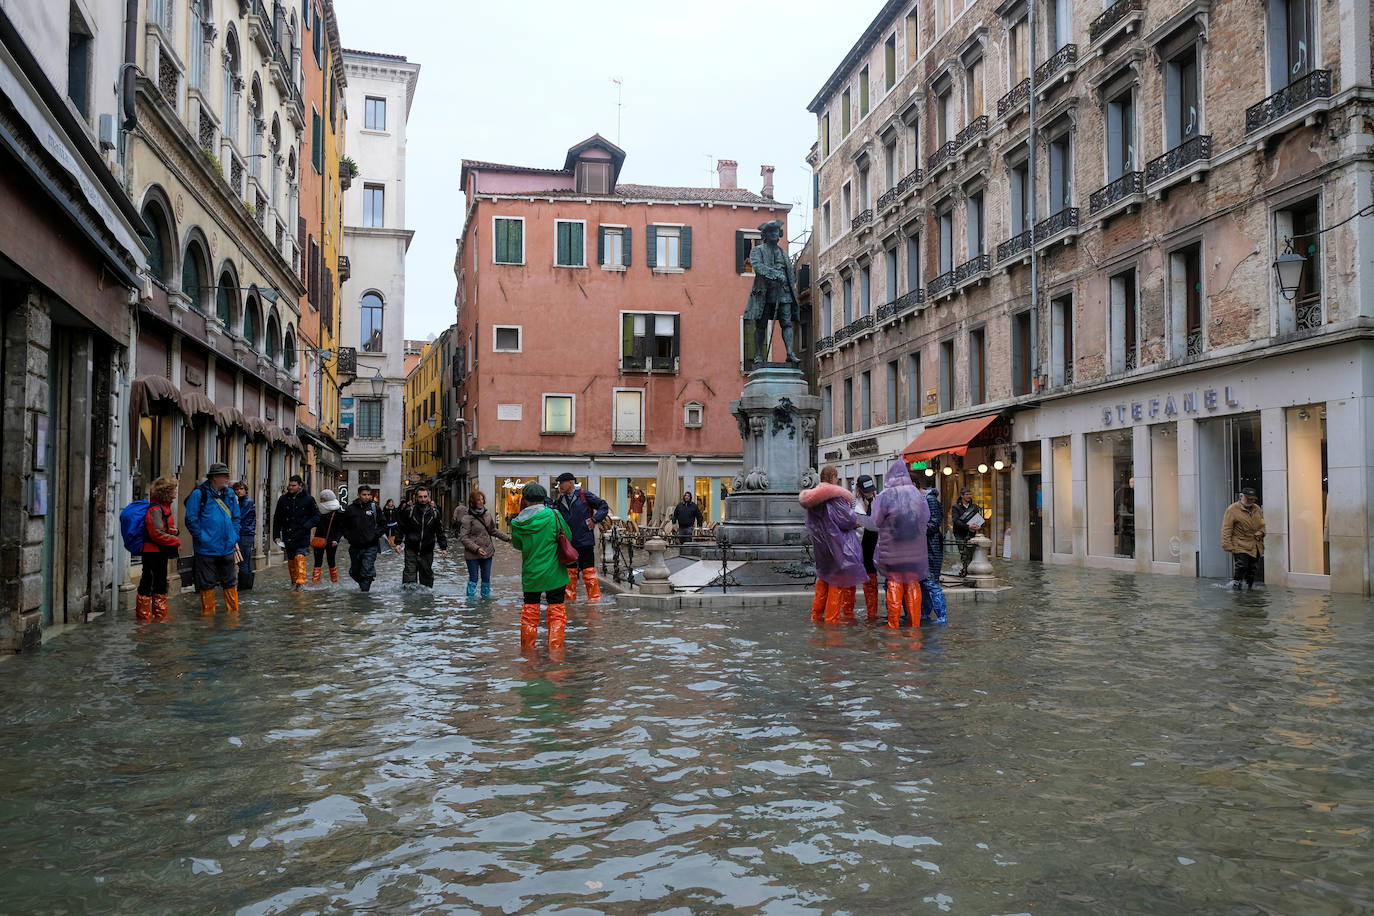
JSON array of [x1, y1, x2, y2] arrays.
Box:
[[369, 369, 385, 397], [427, 416, 437, 429], [1273, 242, 1306, 301]]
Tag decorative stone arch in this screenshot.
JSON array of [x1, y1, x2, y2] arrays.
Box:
[[243, 291, 263, 350], [265, 309, 282, 364], [138, 184, 177, 285], [360, 289, 385, 352], [180, 227, 213, 314], [215, 259, 241, 330], [282, 324, 298, 372], [222, 23, 242, 141]]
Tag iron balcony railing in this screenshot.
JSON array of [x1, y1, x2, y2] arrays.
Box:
[[1089, 171, 1144, 214], [954, 253, 990, 284], [1035, 207, 1080, 241], [876, 301, 897, 322], [895, 288, 924, 313], [834, 323, 855, 342], [897, 168, 924, 194], [612, 428, 645, 445], [997, 78, 1031, 119], [1035, 44, 1078, 85], [1186, 329, 1205, 358], [1245, 70, 1332, 134], [851, 208, 874, 231], [621, 355, 679, 373], [853, 314, 875, 335], [877, 187, 899, 211], [927, 140, 958, 173], [815, 335, 834, 352], [1296, 299, 1323, 331], [1146, 134, 1212, 185], [1090, 0, 1141, 42], [927, 270, 955, 297], [997, 228, 1033, 262], [1063, 363, 1074, 384], [955, 115, 989, 148]]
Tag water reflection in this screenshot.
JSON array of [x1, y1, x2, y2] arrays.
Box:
[[1, 547, 1371, 914]]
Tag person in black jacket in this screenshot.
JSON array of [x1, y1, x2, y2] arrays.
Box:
[[272, 475, 320, 590], [342, 485, 383, 592], [854, 475, 880, 619], [671, 492, 705, 538], [397, 486, 448, 588], [233, 480, 256, 591], [950, 488, 983, 576], [551, 472, 608, 602]]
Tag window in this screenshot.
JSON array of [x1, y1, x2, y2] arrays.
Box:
[[907, 352, 922, 417], [735, 229, 762, 274], [283, 329, 297, 371], [842, 273, 853, 324], [1268, 0, 1315, 88], [821, 288, 833, 336], [543, 395, 573, 434], [311, 110, 323, 173], [860, 371, 872, 430], [363, 184, 384, 227], [1047, 0, 1070, 53], [967, 190, 985, 256], [1275, 197, 1322, 332], [841, 88, 852, 136], [843, 377, 854, 434], [821, 113, 830, 157], [139, 201, 170, 283], [1008, 16, 1028, 84], [859, 263, 871, 316], [1165, 46, 1200, 150], [265, 313, 280, 362], [1012, 310, 1033, 395], [1009, 158, 1030, 234], [858, 165, 870, 211], [355, 398, 383, 438], [149, 0, 171, 31], [1110, 268, 1138, 372], [216, 273, 234, 325], [358, 468, 382, 486], [647, 225, 691, 269], [181, 243, 206, 312], [68, 10, 92, 119], [613, 390, 644, 444], [1051, 294, 1074, 385], [821, 201, 832, 245], [494, 325, 521, 352], [905, 9, 920, 66], [884, 35, 897, 90], [841, 182, 852, 224], [939, 339, 954, 411], [622, 313, 680, 371], [938, 207, 954, 274], [822, 385, 833, 438], [600, 225, 631, 268], [885, 246, 898, 302], [312, 5, 323, 65], [884, 138, 898, 190], [938, 0, 955, 33], [905, 231, 921, 291], [936, 84, 953, 144], [1107, 90, 1136, 180], [361, 292, 384, 352], [969, 327, 986, 406], [1048, 133, 1072, 214], [859, 67, 870, 118], [1170, 243, 1204, 357], [886, 360, 899, 424], [365, 96, 386, 130], [576, 159, 610, 193], [555, 220, 585, 267], [189, 0, 205, 88], [684, 401, 704, 428], [964, 52, 984, 120], [493, 217, 523, 264]]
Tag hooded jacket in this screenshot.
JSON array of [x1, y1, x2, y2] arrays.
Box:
[[399, 502, 448, 552], [272, 489, 320, 550], [184, 481, 242, 557], [871, 459, 931, 584], [342, 497, 383, 549], [799, 482, 868, 588], [924, 487, 945, 574], [238, 496, 257, 546], [454, 504, 511, 560], [510, 504, 573, 592]]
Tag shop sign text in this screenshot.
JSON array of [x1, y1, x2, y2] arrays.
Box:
[[1102, 386, 1240, 426]]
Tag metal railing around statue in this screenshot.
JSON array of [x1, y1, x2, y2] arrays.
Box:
[[714, 528, 741, 593], [600, 526, 637, 589]]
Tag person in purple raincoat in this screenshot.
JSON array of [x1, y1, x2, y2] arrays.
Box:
[[871, 459, 931, 628], [800, 465, 868, 624]]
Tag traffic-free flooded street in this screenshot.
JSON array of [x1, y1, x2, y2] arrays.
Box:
[[2, 546, 1371, 914]]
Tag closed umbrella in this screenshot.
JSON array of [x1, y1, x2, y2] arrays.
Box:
[[655, 455, 678, 528]]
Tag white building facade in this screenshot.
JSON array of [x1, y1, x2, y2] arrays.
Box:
[[340, 49, 418, 504]]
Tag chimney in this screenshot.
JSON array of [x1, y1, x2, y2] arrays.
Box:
[[760, 164, 775, 199], [716, 159, 738, 189]]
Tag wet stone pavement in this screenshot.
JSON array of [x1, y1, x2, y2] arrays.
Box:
[[2, 543, 1372, 914]]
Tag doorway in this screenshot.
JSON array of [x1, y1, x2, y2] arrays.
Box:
[[1026, 473, 1043, 561], [1197, 413, 1263, 579]]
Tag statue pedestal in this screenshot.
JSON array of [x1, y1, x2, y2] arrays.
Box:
[[965, 534, 998, 588], [715, 366, 820, 558]]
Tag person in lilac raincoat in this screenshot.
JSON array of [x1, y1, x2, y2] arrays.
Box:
[[799, 465, 868, 624], [871, 459, 931, 627]]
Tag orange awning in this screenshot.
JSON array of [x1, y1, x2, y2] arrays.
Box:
[[901, 414, 1002, 463]]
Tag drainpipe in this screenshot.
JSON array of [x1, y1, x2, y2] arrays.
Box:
[[121, 0, 138, 131], [1028, 1, 1040, 390]]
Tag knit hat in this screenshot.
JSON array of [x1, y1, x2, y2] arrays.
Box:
[[318, 489, 341, 512], [522, 482, 548, 503]]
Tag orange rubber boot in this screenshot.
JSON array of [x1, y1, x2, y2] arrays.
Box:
[[905, 582, 923, 624], [548, 603, 567, 649], [520, 604, 540, 648], [886, 583, 903, 627], [823, 584, 846, 624], [199, 590, 216, 616], [565, 567, 579, 602], [152, 594, 169, 621], [841, 585, 857, 621], [863, 574, 879, 619], [311, 566, 322, 583], [294, 555, 307, 586], [581, 567, 601, 601], [224, 586, 240, 615], [811, 581, 828, 621], [329, 567, 338, 584], [135, 595, 152, 623]]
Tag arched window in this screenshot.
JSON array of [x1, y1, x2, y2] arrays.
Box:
[[283, 327, 297, 371], [139, 198, 172, 283], [181, 241, 207, 313], [216, 271, 236, 325], [223, 28, 241, 141], [269, 116, 281, 208], [189, 0, 205, 89], [243, 295, 260, 347], [266, 313, 280, 363], [361, 292, 384, 352], [248, 79, 263, 179]]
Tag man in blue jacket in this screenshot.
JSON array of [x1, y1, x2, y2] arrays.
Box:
[[184, 462, 241, 616], [551, 472, 609, 602], [233, 480, 256, 591]]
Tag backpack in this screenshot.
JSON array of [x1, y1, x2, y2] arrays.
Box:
[[120, 500, 151, 553]]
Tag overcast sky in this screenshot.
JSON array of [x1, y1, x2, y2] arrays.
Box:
[[332, 0, 876, 339]]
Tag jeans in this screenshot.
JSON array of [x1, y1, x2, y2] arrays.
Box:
[[403, 547, 435, 587], [466, 557, 493, 584], [349, 544, 379, 589]]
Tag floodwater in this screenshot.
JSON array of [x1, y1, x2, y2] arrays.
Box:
[[2, 546, 1371, 915]]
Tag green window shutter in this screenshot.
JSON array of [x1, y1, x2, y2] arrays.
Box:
[[645, 225, 657, 268], [672, 315, 681, 360], [557, 223, 570, 265], [571, 223, 583, 265], [622, 314, 634, 367], [681, 226, 692, 268], [311, 113, 323, 172], [495, 220, 506, 262], [622, 226, 632, 266], [735, 230, 749, 273], [597, 226, 606, 265]]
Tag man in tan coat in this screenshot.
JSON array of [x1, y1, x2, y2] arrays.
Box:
[[1221, 487, 1265, 590]]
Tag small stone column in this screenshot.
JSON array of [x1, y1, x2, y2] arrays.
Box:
[[965, 534, 998, 588], [640, 537, 673, 595]]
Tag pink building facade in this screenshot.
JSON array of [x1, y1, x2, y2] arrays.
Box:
[[452, 136, 792, 527]]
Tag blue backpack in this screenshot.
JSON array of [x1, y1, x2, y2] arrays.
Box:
[[120, 500, 151, 553]]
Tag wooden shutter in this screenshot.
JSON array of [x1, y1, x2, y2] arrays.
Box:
[[597, 225, 606, 265], [621, 314, 634, 367], [645, 225, 657, 268], [298, 216, 307, 284], [680, 226, 692, 268], [672, 314, 681, 360], [556, 222, 570, 265], [622, 226, 632, 267], [735, 231, 749, 273]]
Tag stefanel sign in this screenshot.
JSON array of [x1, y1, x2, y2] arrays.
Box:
[[1101, 385, 1241, 426]]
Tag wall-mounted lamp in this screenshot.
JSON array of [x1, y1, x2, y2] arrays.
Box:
[[977, 463, 989, 474], [942, 466, 953, 476], [924, 467, 935, 477], [992, 459, 1005, 470]]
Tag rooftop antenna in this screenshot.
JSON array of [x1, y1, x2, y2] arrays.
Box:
[[703, 153, 715, 187], [610, 77, 623, 144]]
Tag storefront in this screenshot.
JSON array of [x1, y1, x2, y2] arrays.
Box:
[[902, 413, 1016, 558]]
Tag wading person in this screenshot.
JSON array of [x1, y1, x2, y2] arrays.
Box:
[[671, 492, 704, 540], [382, 498, 399, 548], [1222, 487, 1266, 590], [233, 481, 256, 591], [342, 485, 382, 592], [184, 462, 242, 616], [455, 488, 510, 599], [510, 482, 573, 650], [744, 219, 801, 368], [397, 486, 447, 588], [872, 459, 931, 628], [551, 472, 608, 602], [799, 465, 867, 624], [951, 488, 984, 576], [854, 475, 880, 619], [136, 476, 182, 622], [921, 477, 948, 625], [272, 475, 319, 591], [311, 489, 343, 584]]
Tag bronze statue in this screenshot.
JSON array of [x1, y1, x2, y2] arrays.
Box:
[[744, 219, 801, 368]]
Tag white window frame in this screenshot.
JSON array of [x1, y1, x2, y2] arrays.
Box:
[[821, 198, 833, 247], [738, 229, 762, 275], [619, 310, 680, 372], [554, 218, 587, 268], [654, 224, 683, 271], [601, 223, 628, 271], [542, 393, 575, 435], [612, 387, 645, 445], [493, 324, 522, 353], [364, 95, 386, 131], [684, 400, 704, 428], [492, 215, 525, 266]]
